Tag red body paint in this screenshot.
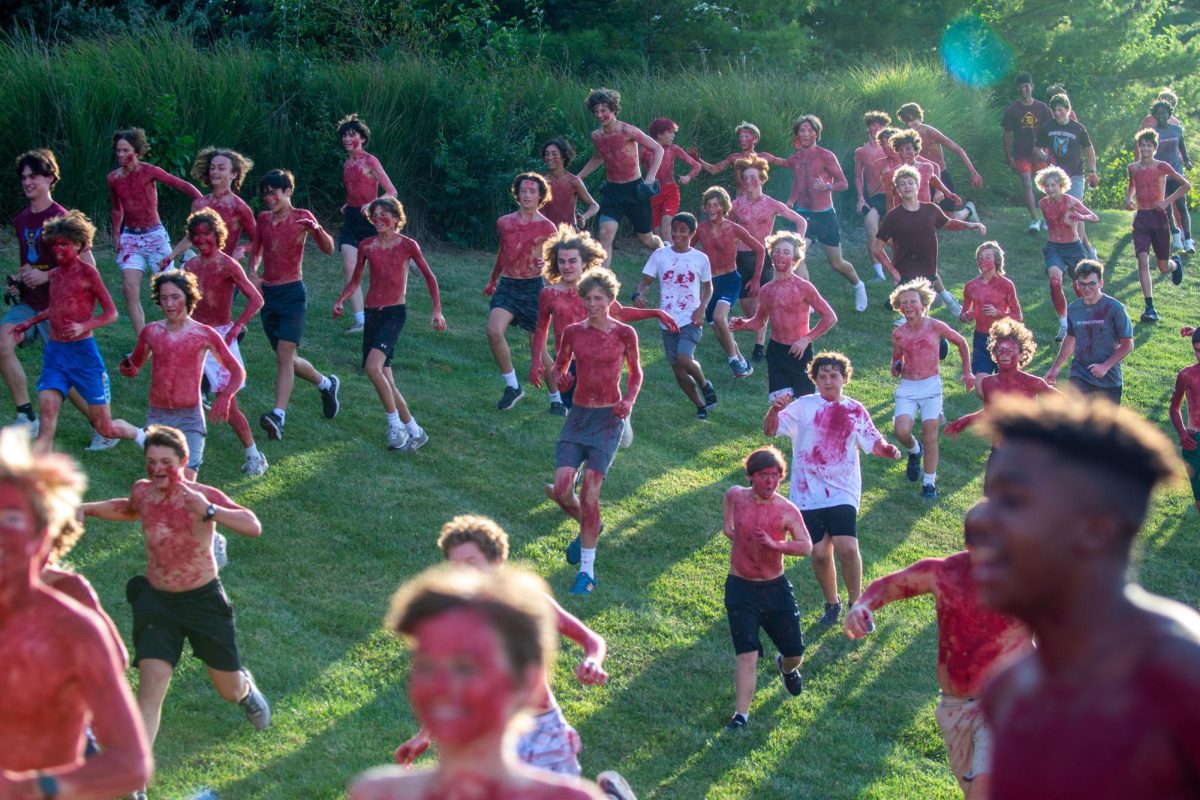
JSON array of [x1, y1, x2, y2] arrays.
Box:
[[726, 487, 794, 580], [855, 141, 887, 196], [1174, 363, 1200, 430], [130, 479, 231, 591], [730, 194, 793, 248], [961, 274, 1019, 334], [693, 219, 752, 275], [1129, 160, 1174, 209], [195, 192, 256, 255], [758, 277, 832, 345], [353, 235, 428, 308], [557, 321, 638, 407], [107, 163, 199, 229], [591, 122, 642, 183], [186, 251, 262, 328], [541, 173, 583, 227], [640, 143, 700, 185], [128, 319, 233, 408], [893, 317, 950, 380], [256, 208, 317, 285], [884, 159, 939, 208], [785, 145, 844, 211], [495, 213, 557, 280], [1039, 194, 1085, 243], [343, 153, 385, 208], [46, 256, 117, 342]]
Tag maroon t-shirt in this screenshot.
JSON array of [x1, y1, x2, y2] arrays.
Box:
[[1001, 100, 1052, 161], [876, 202, 949, 280], [10, 202, 68, 311]]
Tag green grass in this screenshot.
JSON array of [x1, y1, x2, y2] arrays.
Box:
[[12, 203, 1198, 799]]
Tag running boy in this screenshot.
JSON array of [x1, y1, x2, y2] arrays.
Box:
[[1127, 128, 1191, 321], [1035, 94, 1098, 257], [163, 147, 257, 267], [1036, 165, 1099, 340], [248, 169, 341, 440], [1168, 327, 1200, 513], [693, 121, 784, 196], [890, 278, 974, 499], [540, 138, 600, 229], [854, 111, 893, 282], [896, 102, 985, 209], [1001, 72, 1052, 232], [1149, 100, 1194, 254], [642, 117, 702, 241], [959, 241, 1021, 379], [1045, 259, 1134, 404], [107, 127, 203, 336], [333, 196, 445, 451]]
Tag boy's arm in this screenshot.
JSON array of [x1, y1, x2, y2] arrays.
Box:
[[107, 175, 124, 240], [845, 560, 938, 638], [145, 164, 203, 200], [484, 221, 505, 295], [1163, 165, 1192, 207], [1046, 334, 1075, 384], [86, 266, 120, 332], [228, 262, 265, 339], [1180, 136, 1192, 170], [929, 125, 983, 186], [81, 497, 139, 522], [615, 330, 642, 416], [826, 152, 850, 192], [611, 300, 677, 332], [547, 595, 608, 685], [631, 274, 654, 307], [1069, 196, 1099, 223], [571, 175, 601, 223], [733, 224, 766, 294], [939, 321, 974, 389], [206, 329, 246, 423], [299, 213, 335, 254], [530, 293, 554, 388], [1007, 280, 1024, 322], [774, 199, 809, 238], [550, 329, 575, 388], [778, 504, 812, 556], [334, 248, 369, 315], [631, 125, 665, 185], [854, 149, 869, 208], [675, 144, 702, 183], [804, 284, 838, 345], [197, 485, 262, 538], [409, 243, 445, 328], [1126, 165, 1137, 210], [763, 392, 790, 436], [1169, 374, 1195, 449], [237, 200, 258, 244], [760, 151, 789, 167], [929, 173, 960, 207], [369, 155, 398, 196], [575, 137, 604, 180], [118, 327, 152, 377], [695, 279, 712, 326], [944, 219, 987, 236], [247, 215, 264, 277], [721, 488, 737, 540]]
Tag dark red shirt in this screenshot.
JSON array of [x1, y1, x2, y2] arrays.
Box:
[[11, 202, 68, 311]]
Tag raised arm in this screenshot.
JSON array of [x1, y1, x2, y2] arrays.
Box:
[[81, 497, 139, 522], [611, 300, 677, 332], [146, 164, 202, 201], [763, 392, 790, 436], [299, 213, 335, 255], [844, 559, 938, 638]]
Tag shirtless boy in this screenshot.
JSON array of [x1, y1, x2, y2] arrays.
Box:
[[349, 565, 607, 800], [1148, 100, 1193, 254], [1169, 327, 1200, 513], [854, 111, 894, 282], [550, 269, 642, 596], [1036, 165, 1099, 340], [1000, 72, 1052, 232], [163, 147, 257, 268], [731, 231, 836, 399], [693, 121, 783, 196], [974, 394, 1200, 799], [248, 169, 341, 440], [881, 130, 963, 216], [337, 114, 398, 333], [334, 196, 445, 451], [765, 352, 902, 625], [182, 209, 267, 475], [720, 446, 812, 730], [1127, 128, 1191, 321], [896, 102, 984, 219], [541, 138, 599, 229], [845, 505, 1030, 799], [575, 88, 664, 267], [890, 278, 974, 499], [958, 241, 1021, 379], [642, 118, 701, 241], [80, 425, 271, 755], [107, 127, 202, 335], [0, 427, 152, 800]]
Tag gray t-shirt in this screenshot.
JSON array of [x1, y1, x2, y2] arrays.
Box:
[[1067, 294, 1133, 388], [1155, 124, 1185, 172]]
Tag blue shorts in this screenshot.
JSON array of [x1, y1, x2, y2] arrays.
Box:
[[705, 271, 742, 323], [971, 330, 996, 375], [38, 337, 111, 405], [1042, 240, 1087, 276], [261, 281, 307, 350]]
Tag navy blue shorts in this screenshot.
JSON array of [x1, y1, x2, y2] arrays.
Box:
[[490, 276, 543, 333], [705, 271, 742, 322], [261, 281, 307, 350], [736, 250, 773, 298], [767, 339, 814, 397], [971, 330, 996, 375], [1042, 240, 1087, 276], [599, 179, 653, 234], [38, 337, 111, 405], [800, 504, 857, 544], [796, 207, 841, 247]]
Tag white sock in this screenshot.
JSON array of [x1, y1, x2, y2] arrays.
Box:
[[317, 376, 332, 391], [924, 472, 937, 486], [548, 390, 562, 403], [907, 441, 922, 455], [580, 547, 596, 577], [134, 427, 146, 448], [1059, 315, 1067, 324], [273, 408, 286, 424], [501, 370, 519, 389], [244, 444, 260, 459], [872, 262, 885, 278], [405, 418, 422, 437], [354, 310, 365, 324], [386, 411, 401, 427]]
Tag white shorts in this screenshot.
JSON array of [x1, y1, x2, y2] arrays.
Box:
[[894, 375, 943, 422], [515, 705, 582, 776], [934, 693, 992, 792], [117, 225, 172, 273], [203, 324, 244, 394]]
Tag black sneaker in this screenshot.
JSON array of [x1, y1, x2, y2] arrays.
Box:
[[819, 601, 841, 626], [695, 405, 708, 420], [724, 712, 748, 731], [259, 412, 283, 441], [319, 375, 341, 419], [776, 654, 804, 696], [905, 446, 922, 481], [1171, 256, 1184, 286], [701, 380, 718, 409], [1141, 307, 1161, 323], [498, 385, 525, 411], [751, 343, 765, 362], [548, 400, 568, 416], [939, 337, 949, 361], [238, 670, 271, 730], [922, 483, 939, 500]]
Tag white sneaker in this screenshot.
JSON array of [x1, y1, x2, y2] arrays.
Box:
[[964, 201, 980, 224], [346, 321, 365, 334], [853, 281, 868, 312], [85, 432, 119, 451], [213, 532, 228, 569], [1172, 231, 1184, 251], [620, 416, 634, 448], [1187, 239, 1196, 255], [387, 425, 408, 451], [1028, 218, 1041, 234], [241, 452, 269, 477], [11, 413, 38, 438], [399, 429, 429, 453]]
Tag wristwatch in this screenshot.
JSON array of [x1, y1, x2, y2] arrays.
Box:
[[37, 774, 59, 798], [204, 503, 217, 521]]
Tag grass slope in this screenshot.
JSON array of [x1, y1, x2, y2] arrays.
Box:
[[12, 205, 1197, 799]]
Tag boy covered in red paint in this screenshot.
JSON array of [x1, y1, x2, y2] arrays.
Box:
[[540, 138, 599, 229], [1036, 165, 1099, 340], [1169, 327, 1200, 513], [693, 121, 784, 196], [1126, 128, 1190, 322], [163, 147, 258, 267], [854, 112, 893, 282], [958, 241, 1021, 380], [642, 117, 701, 242]]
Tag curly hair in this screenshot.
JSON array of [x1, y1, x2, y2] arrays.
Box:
[[437, 514, 510, 564], [151, 269, 202, 315], [986, 318, 1035, 367], [190, 147, 254, 193], [542, 225, 607, 282], [186, 208, 229, 251]]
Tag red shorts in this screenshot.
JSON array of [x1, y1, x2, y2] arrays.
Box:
[[1012, 157, 1049, 175], [651, 182, 682, 228]]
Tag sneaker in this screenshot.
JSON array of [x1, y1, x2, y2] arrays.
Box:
[[853, 281, 868, 312], [241, 452, 269, 477], [11, 413, 37, 438], [319, 375, 341, 419], [731, 358, 754, 379], [906, 446, 923, 482], [498, 385, 524, 411], [1187, 239, 1196, 255], [619, 416, 634, 448], [963, 200, 980, 224], [1055, 320, 1068, 342], [85, 432, 119, 451], [597, 770, 639, 800], [751, 343, 765, 362], [346, 321, 365, 334], [387, 425, 408, 451], [566, 535, 581, 565], [399, 429, 429, 453], [869, 271, 887, 283], [259, 412, 283, 441], [212, 532, 228, 569], [724, 713, 749, 731], [569, 571, 595, 596], [1171, 256, 1184, 286], [1028, 218, 1041, 234], [1142, 307, 1161, 323], [548, 400, 568, 416], [776, 653, 804, 696], [922, 483, 939, 500], [819, 601, 842, 626], [1172, 231, 1184, 251], [701, 380, 718, 409], [695, 406, 708, 420], [131, 792, 148, 800], [238, 670, 271, 730]]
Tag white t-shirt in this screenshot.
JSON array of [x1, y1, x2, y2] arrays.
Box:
[[642, 246, 712, 329], [774, 393, 883, 510]]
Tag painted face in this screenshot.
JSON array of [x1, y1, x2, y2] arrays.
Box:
[[897, 290, 925, 318], [770, 241, 798, 274], [556, 248, 585, 284], [703, 197, 724, 221], [190, 222, 219, 256], [517, 179, 542, 210], [879, 137, 895, 157], [341, 129, 365, 151], [737, 130, 757, 151], [261, 187, 290, 211], [992, 338, 1021, 371], [408, 608, 524, 747], [446, 541, 495, 569], [144, 444, 185, 490], [895, 175, 919, 199], [1052, 105, 1071, 125], [1045, 175, 1065, 197], [977, 248, 998, 274], [748, 466, 782, 500], [866, 121, 883, 139], [208, 155, 235, 189], [19, 166, 53, 200], [742, 168, 764, 193], [1017, 82, 1033, 101], [655, 128, 676, 147], [670, 221, 693, 250], [592, 104, 615, 125], [114, 138, 137, 167], [370, 207, 399, 234], [897, 143, 917, 164], [1193, 340, 1200, 364], [156, 280, 189, 322], [814, 364, 846, 401], [795, 122, 818, 148], [582, 285, 612, 319], [0, 481, 40, 586], [1137, 138, 1158, 159], [47, 236, 81, 268], [542, 144, 563, 170], [1075, 273, 1103, 300]]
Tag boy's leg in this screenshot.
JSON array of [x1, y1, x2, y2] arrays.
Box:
[[273, 340, 299, 410], [122, 268, 146, 336], [733, 651, 758, 716], [486, 307, 516, 373], [340, 244, 365, 322], [34, 388, 63, 452], [809, 534, 840, 604], [136, 659, 175, 746], [597, 219, 619, 269], [364, 348, 398, 413], [671, 362, 704, 407], [831, 530, 862, 604], [87, 404, 140, 441], [710, 303, 743, 362], [920, 417, 941, 476]]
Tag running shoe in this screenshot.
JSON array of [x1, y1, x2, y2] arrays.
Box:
[[732, 358, 754, 379], [1171, 256, 1184, 286], [1141, 307, 1161, 323], [963, 200, 980, 224], [854, 281, 868, 312], [11, 413, 37, 438], [597, 770, 639, 800], [548, 400, 568, 416], [701, 380, 718, 409], [259, 412, 283, 441], [212, 532, 228, 569], [566, 535, 581, 565], [695, 406, 708, 420], [498, 385, 524, 411], [922, 483, 939, 500], [776, 653, 804, 696], [346, 321, 365, 334], [241, 452, 269, 477], [819, 601, 842, 626], [85, 432, 120, 451], [724, 713, 749, 731], [751, 343, 765, 362], [399, 429, 429, 453], [1172, 231, 1184, 251], [387, 425, 408, 451], [1028, 218, 1041, 234], [1055, 320, 1068, 343], [319, 375, 341, 419], [569, 571, 595, 596], [1187, 239, 1196, 255], [619, 415, 633, 448], [906, 445, 923, 481], [238, 670, 271, 730]]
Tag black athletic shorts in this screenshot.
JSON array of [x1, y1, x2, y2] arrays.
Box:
[[938, 167, 958, 214], [767, 339, 814, 397], [338, 205, 376, 248], [866, 193, 887, 217], [724, 574, 805, 658], [490, 276, 543, 333], [363, 303, 407, 367], [800, 504, 857, 545], [599, 179, 653, 234], [796, 207, 841, 247], [126, 575, 242, 671], [736, 250, 773, 298], [261, 280, 307, 351]]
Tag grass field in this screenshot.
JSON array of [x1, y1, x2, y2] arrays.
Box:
[[11, 204, 1198, 799]]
